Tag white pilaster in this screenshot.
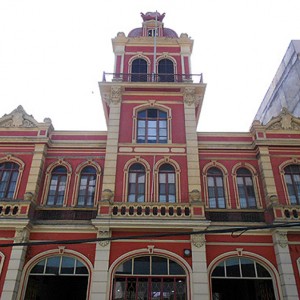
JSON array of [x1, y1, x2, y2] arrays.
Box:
[[2, 228, 29, 300], [191, 234, 209, 300], [273, 230, 299, 300], [90, 229, 111, 300]]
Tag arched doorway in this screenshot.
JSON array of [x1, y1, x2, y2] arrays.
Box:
[[158, 59, 174, 82], [211, 257, 276, 300], [24, 255, 89, 300], [112, 255, 187, 299]]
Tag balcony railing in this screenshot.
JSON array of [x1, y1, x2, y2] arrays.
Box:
[[206, 211, 265, 222], [272, 205, 300, 222], [102, 72, 203, 83], [98, 201, 206, 220]]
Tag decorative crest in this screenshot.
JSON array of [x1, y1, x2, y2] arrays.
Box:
[[141, 12, 165, 22]]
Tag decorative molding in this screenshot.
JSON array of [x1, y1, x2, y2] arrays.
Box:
[[97, 228, 111, 247], [192, 234, 205, 248], [183, 87, 201, 106], [0, 105, 40, 128], [14, 228, 30, 243], [266, 108, 300, 130], [276, 231, 288, 248], [110, 86, 122, 104]]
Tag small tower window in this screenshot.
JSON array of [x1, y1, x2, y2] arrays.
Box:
[[131, 58, 148, 82], [158, 59, 174, 82], [148, 29, 158, 37]]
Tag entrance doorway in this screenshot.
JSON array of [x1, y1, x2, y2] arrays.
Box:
[[24, 255, 89, 300], [211, 257, 275, 300]]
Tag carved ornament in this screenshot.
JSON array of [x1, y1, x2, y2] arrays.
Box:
[[0, 105, 39, 128], [276, 231, 288, 248], [110, 86, 122, 104], [97, 228, 110, 247], [266, 108, 300, 130], [192, 234, 205, 248], [184, 87, 200, 106]]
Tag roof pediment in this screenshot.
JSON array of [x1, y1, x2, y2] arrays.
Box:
[[0, 105, 51, 128], [265, 108, 300, 130]]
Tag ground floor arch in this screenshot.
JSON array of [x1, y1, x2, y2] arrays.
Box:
[[210, 256, 277, 300], [23, 254, 90, 300], [112, 254, 188, 300]]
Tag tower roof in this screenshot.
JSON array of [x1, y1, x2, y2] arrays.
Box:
[[127, 12, 178, 38]]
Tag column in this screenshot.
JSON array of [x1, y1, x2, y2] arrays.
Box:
[[25, 143, 47, 201], [101, 86, 122, 194], [257, 146, 278, 204], [184, 88, 202, 195], [191, 234, 209, 300], [90, 228, 111, 300], [2, 228, 29, 300], [273, 230, 299, 299]]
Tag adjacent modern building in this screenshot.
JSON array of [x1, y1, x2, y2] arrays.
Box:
[[0, 12, 300, 300]]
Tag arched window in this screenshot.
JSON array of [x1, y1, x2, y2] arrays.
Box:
[[47, 166, 67, 206], [207, 167, 225, 208], [158, 59, 174, 82], [137, 109, 167, 143], [131, 58, 148, 82], [78, 166, 97, 206], [113, 256, 186, 300], [128, 163, 145, 202], [159, 164, 176, 203], [25, 256, 89, 299], [237, 168, 256, 208], [0, 162, 19, 199], [284, 164, 300, 204], [211, 257, 275, 299]]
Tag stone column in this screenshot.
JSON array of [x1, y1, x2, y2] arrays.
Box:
[[184, 88, 202, 196], [273, 230, 299, 299], [257, 146, 278, 204], [2, 227, 29, 300], [90, 228, 111, 300], [25, 143, 47, 201], [191, 233, 209, 300], [101, 86, 122, 194]]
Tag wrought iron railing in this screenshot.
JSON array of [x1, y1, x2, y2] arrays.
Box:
[[102, 72, 203, 83], [206, 211, 265, 222]]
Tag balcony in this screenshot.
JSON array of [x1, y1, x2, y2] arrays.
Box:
[[272, 205, 300, 222], [0, 199, 34, 218], [98, 201, 206, 220], [102, 72, 203, 83]]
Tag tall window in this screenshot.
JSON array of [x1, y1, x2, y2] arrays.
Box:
[[158, 58, 174, 82], [284, 164, 300, 204], [131, 58, 148, 82], [137, 109, 167, 143], [207, 167, 225, 208], [47, 166, 67, 206], [0, 162, 19, 199], [128, 163, 145, 202], [159, 164, 176, 203], [237, 168, 256, 208], [78, 166, 96, 206]]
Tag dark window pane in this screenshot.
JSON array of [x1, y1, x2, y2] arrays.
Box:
[[240, 258, 255, 277], [116, 259, 133, 274], [152, 256, 168, 275], [134, 257, 150, 275], [169, 259, 185, 275], [61, 257, 75, 274], [212, 262, 225, 277], [45, 257, 60, 274], [30, 260, 45, 274], [226, 258, 240, 277], [256, 263, 271, 278]]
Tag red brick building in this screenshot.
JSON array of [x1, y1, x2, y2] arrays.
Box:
[[0, 12, 300, 300]]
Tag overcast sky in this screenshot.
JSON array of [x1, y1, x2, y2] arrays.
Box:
[[0, 0, 299, 132]]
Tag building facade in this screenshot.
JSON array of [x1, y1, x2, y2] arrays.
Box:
[[0, 11, 300, 300]]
